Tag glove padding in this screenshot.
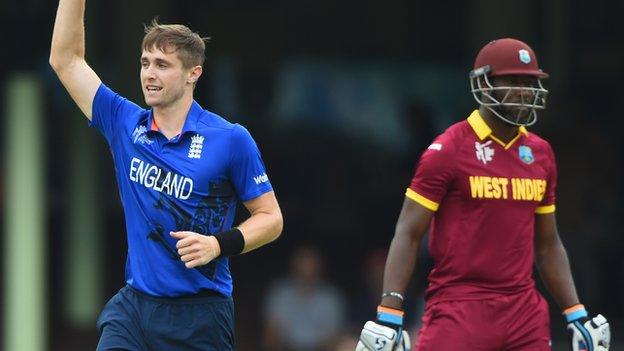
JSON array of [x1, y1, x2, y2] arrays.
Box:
[[568, 314, 611, 351], [356, 321, 411, 351]]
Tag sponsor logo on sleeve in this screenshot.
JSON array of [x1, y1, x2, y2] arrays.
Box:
[[427, 143, 443, 151], [253, 173, 269, 185]]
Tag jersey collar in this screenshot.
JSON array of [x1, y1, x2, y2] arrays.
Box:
[[146, 100, 204, 136], [467, 110, 528, 150]]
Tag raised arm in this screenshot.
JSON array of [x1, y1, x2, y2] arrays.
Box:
[[49, 0, 101, 120]]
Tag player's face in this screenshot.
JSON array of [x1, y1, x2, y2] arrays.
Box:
[[140, 47, 193, 108], [490, 75, 539, 118]]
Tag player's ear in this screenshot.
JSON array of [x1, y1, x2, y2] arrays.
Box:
[[187, 65, 203, 84]]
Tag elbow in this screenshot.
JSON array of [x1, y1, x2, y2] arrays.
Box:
[[535, 240, 567, 267], [49, 50, 79, 74], [49, 45, 64, 71], [49, 54, 60, 72], [534, 246, 550, 268], [270, 212, 284, 242], [49, 53, 67, 74]]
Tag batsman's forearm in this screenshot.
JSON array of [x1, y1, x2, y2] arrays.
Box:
[[50, 0, 87, 68], [536, 241, 580, 309], [381, 231, 421, 309]]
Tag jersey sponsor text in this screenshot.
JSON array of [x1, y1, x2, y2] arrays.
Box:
[[253, 172, 269, 185]]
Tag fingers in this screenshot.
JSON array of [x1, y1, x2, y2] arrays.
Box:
[[177, 243, 201, 256], [170, 231, 218, 269], [170, 231, 195, 239], [171, 231, 198, 249], [184, 257, 206, 269], [180, 253, 206, 268]]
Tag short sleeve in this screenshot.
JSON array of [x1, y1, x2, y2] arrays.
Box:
[[90, 83, 143, 145], [229, 124, 273, 202], [407, 136, 456, 211], [536, 143, 557, 214]]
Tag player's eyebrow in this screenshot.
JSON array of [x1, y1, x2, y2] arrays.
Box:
[[140, 56, 173, 65], [154, 58, 172, 65]]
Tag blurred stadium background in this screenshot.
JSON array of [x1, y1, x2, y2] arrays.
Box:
[[1, 0, 623, 350]]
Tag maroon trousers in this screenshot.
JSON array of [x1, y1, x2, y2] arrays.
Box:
[[416, 289, 551, 350]]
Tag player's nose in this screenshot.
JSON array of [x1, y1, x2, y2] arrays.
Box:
[[519, 88, 535, 102], [511, 88, 534, 102], [142, 65, 157, 80]]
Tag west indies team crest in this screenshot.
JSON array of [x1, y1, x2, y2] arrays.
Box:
[[518, 145, 534, 164]]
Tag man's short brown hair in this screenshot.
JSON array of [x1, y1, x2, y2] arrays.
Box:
[[142, 19, 209, 68]]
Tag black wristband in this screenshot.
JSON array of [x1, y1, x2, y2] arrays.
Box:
[[213, 228, 245, 258]]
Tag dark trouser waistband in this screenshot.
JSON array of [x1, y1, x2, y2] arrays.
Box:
[[125, 284, 230, 305]]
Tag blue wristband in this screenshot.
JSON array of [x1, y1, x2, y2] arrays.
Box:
[[564, 305, 588, 323], [377, 306, 404, 327]]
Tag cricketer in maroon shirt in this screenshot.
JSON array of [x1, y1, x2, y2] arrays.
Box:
[[357, 38, 609, 351], [407, 109, 556, 304]]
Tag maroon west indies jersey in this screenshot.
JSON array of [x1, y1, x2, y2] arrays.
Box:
[[407, 110, 556, 303]]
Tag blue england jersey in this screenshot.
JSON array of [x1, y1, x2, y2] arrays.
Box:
[[90, 84, 273, 297]]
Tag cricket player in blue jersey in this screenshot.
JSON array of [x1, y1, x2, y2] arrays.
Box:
[[50, 0, 283, 349]]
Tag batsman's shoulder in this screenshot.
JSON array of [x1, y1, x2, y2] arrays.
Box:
[[421, 122, 464, 158], [524, 129, 551, 146], [523, 129, 556, 159]]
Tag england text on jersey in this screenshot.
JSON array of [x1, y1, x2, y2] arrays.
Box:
[[129, 156, 194, 200]]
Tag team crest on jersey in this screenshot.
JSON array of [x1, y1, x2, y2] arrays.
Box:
[[518, 145, 534, 164], [475, 140, 495, 164], [519, 49, 531, 64], [131, 125, 153, 145], [188, 134, 205, 159]]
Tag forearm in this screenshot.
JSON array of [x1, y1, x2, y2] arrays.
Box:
[[50, 0, 87, 68], [536, 239, 580, 309], [380, 230, 421, 309], [236, 210, 283, 253]]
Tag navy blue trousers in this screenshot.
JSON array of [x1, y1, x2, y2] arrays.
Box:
[[96, 285, 234, 351]]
